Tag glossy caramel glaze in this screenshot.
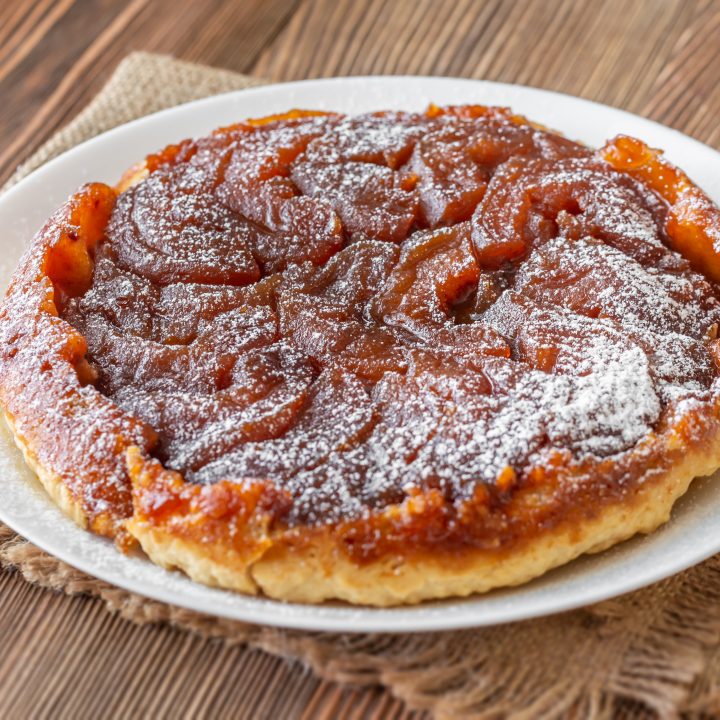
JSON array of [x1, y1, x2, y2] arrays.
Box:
[[3, 107, 720, 562]]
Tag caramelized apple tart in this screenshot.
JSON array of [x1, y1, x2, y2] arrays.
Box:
[[2, 106, 720, 605]]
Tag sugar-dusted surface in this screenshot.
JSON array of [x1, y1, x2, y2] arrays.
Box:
[[59, 106, 720, 531]]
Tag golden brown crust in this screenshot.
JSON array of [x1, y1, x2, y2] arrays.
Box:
[[3, 409, 89, 531], [126, 429, 720, 605], [6, 391, 720, 606]]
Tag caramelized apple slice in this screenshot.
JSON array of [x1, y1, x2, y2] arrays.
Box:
[[600, 135, 720, 282]]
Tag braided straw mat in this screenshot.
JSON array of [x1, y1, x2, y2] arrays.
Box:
[[4, 52, 720, 720]]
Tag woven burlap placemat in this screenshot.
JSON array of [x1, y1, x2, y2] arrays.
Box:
[[3, 52, 720, 719]]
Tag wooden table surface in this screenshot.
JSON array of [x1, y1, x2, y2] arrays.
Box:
[[1, 0, 719, 717]]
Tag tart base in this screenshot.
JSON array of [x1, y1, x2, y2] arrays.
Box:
[[4, 410, 89, 531], [127, 436, 720, 607]]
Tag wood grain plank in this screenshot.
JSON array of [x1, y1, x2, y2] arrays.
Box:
[[0, 572, 434, 720], [0, 0, 149, 184], [1, 1, 720, 718], [0, 570, 324, 719], [0, 570, 423, 719], [253, 0, 717, 148], [642, 0, 720, 149], [0, 0, 51, 48], [0, 0, 299, 184], [0, 0, 74, 85]]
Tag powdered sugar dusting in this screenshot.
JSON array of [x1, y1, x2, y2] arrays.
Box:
[[58, 108, 720, 526]]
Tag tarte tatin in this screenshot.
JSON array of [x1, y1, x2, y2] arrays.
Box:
[[2, 105, 720, 606]]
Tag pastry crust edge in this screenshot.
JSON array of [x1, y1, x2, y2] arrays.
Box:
[[126, 436, 720, 606], [7, 401, 720, 606], [4, 409, 89, 530]]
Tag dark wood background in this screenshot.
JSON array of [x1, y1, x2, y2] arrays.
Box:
[[1, 0, 719, 717]]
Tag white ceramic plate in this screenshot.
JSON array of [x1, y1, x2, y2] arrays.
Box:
[[1, 77, 720, 633]]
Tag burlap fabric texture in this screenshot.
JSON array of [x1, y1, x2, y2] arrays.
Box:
[[3, 52, 720, 719]]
